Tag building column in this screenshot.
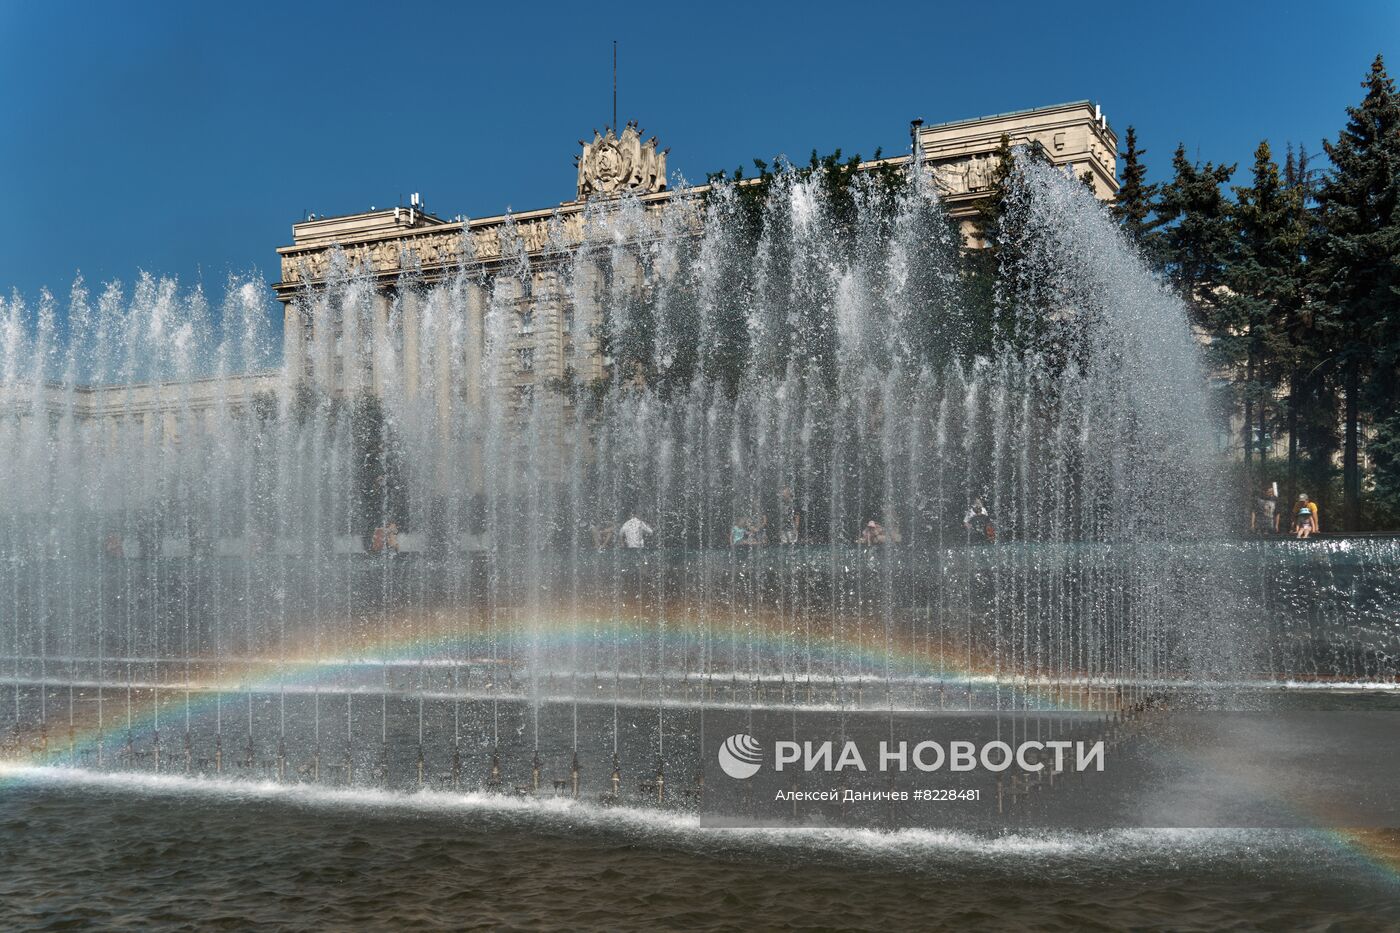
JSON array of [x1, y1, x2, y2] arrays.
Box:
[[571, 258, 603, 383], [403, 289, 421, 399], [432, 291, 453, 494], [464, 279, 486, 496], [370, 291, 390, 397], [282, 301, 305, 384]]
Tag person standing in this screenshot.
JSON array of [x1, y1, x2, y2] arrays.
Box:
[[618, 515, 654, 549], [1252, 485, 1278, 535]]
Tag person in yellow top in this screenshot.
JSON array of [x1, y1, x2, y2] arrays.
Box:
[[1294, 494, 1320, 539]]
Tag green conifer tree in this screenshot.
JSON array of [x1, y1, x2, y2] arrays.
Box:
[[1111, 126, 1157, 246], [1151, 145, 1237, 325], [1312, 54, 1400, 529], [1150, 144, 1237, 463], [1277, 142, 1336, 510], [1218, 141, 1304, 494]]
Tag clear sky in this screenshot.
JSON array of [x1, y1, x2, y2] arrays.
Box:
[[1, 0, 1396, 304]]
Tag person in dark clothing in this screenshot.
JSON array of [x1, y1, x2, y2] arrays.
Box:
[[963, 498, 995, 543]]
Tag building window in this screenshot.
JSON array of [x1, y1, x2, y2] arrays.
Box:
[[519, 309, 534, 334], [562, 306, 575, 334], [520, 274, 533, 299], [516, 347, 535, 372]]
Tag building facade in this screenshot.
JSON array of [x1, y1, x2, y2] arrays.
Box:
[[273, 101, 1118, 402]]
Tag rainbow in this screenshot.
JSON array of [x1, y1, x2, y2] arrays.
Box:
[[0, 603, 1117, 767], [3, 606, 1395, 883]]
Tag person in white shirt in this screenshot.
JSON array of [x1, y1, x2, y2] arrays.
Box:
[[618, 515, 654, 549]]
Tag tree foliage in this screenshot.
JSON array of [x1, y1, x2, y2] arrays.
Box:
[[1311, 54, 1400, 526], [1125, 54, 1399, 530], [1112, 126, 1157, 244]]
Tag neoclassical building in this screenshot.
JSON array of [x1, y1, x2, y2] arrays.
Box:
[[273, 100, 1118, 403]]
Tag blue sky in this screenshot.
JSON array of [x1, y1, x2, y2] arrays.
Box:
[[1, 0, 1396, 303]]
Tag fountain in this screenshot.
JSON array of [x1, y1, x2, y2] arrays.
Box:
[[0, 154, 1391, 821]]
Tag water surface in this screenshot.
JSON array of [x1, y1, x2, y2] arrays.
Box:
[[1, 771, 1396, 931]]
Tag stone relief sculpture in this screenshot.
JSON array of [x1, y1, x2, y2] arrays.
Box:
[[474, 228, 501, 259], [933, 159, 969, 195], [439, 235, 460, 263], [966, 154, 991, 191], [931, 153, 1000, 195], [285, 252, 329, 284], [417, 235, 452, 265], [523, 220, 550, 252], [372, 241, 398, 267], [576, 122, 668, 200]]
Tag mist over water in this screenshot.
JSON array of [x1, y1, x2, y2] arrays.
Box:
[[0, 157, 1392, 797]]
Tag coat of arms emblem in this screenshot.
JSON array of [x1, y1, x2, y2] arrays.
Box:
[[576, 122, 668, 200]]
